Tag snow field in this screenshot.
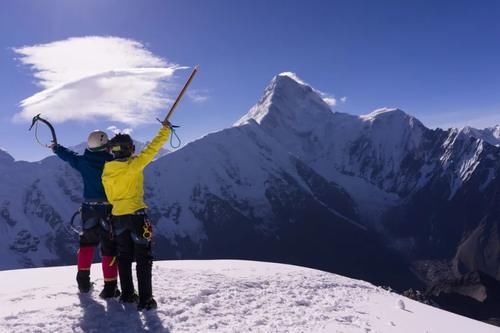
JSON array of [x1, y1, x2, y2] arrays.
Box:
[[0, 260, 498, 333]]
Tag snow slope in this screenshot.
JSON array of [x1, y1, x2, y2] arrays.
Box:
[[0, 260, 497, 333]]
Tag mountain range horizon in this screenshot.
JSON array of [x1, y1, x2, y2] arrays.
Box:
[[5, 72, 500, 164]]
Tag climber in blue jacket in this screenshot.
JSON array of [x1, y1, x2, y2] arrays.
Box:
[[53, 130, 119, 298]]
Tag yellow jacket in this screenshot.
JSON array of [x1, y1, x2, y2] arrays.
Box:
[[102, 126, 171, 216]]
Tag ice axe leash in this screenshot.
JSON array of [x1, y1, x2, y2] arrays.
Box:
[[157, 65, 199, 149], [29, 114, 58, 148]]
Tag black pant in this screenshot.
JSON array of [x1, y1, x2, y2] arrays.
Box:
[[112, 212, 153, 302], [80, 203, 116, 257]]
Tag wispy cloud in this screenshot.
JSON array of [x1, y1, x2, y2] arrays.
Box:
[[107, 125, 133, 135], [322, 96, 337, 107], [13, 36, 187, 125], [187, 89, 209, 103], [322, 94, 348, 107]]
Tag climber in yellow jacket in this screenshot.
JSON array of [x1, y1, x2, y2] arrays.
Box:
[[102, 121, 172, 311]]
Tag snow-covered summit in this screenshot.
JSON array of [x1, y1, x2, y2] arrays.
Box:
[[277, 71, 308, 85], [360, 108, 425, 129], [360, 107, 404, 121], [355, 107, 427, 163], [234, 72, 332, 129], [0, 260, 496, 333]]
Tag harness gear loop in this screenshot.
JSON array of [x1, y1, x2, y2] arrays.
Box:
[[69, 208, 82, 235]]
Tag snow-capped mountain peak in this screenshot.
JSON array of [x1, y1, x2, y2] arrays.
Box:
[[277, 71, 307, 85], [357, 108, 427, 152], [234, 72, 332, 129], [361, 107, 420, 124], [236, 74, 434, 203], [360, 107, 403, 121], [359, 108, 427, 135]]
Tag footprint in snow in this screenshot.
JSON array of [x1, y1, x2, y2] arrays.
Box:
[[295, 300, 311, 306]]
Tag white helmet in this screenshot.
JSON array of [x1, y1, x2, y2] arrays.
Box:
[[87, 130, 109, 151]]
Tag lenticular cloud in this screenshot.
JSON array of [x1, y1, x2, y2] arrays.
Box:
[[13, 36, 184, 125]]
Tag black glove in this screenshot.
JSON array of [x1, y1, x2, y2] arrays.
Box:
[[49, 143, 60, 152]]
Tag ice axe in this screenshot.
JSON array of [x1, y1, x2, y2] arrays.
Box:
[[29, 113, 58, 147], [160, 65, 199, 123]]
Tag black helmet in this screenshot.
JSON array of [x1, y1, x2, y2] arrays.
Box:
[[109, 134, 135, 159]]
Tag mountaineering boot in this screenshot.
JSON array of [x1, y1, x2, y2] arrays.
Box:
[[118, 255, 135, 299], [99, 281, 121, 299], [119, 291, 139, 304], [76, 246, 95, 293], [76, 270, 91, 293], [137, 297, 157, 311]]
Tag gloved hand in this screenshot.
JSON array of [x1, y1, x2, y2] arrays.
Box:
[[161, 119, 174, 129], [157, 118, 179, 129]]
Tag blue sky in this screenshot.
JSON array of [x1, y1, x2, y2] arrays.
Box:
[[1, 0, 500, 161]]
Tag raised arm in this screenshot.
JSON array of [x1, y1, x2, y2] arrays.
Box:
[[130, 126, 171, 171], [53, 145, 81, 170]]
